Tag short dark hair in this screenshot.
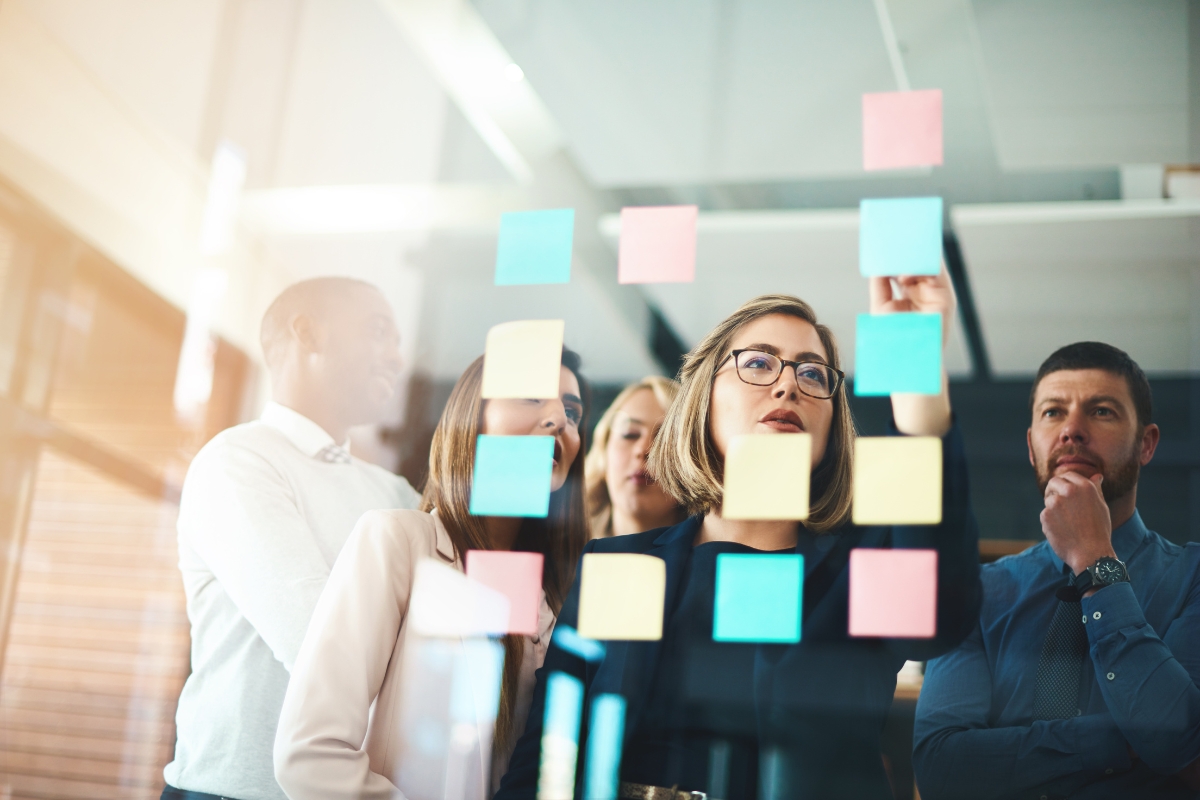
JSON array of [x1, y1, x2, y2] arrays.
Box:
[[1030, 342, 1152, 427]]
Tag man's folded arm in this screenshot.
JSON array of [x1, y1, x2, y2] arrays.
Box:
[[914, 623, 1131, 800], [1083, 580, 1200, 774], [180, 441, 332, 671]]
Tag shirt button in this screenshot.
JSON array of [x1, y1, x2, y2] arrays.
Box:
[[1093, 611, 1102, 620], [532, 635, 541, 644], [1105, 768, 1113, 774], [1107, 672, 1116, 681], [1040, 795, 1048, 800], [1081, 614, 1087, 624]]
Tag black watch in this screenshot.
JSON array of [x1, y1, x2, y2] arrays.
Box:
[[1072, 556, 1129, 595]]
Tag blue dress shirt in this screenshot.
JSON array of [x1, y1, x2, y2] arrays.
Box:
[[914, 511, 1200, 799]]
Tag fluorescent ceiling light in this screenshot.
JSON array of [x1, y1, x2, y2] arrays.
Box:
[[199, 141, 247, 255]]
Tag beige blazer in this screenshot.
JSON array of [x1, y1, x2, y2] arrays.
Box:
[[273, 509, 556, 800]]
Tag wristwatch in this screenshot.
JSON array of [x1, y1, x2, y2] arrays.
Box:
[[1071, 556, 1130, 596]]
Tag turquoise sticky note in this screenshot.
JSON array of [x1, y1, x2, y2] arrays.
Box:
[[495, 209, 574, 285], [859, 197, 943, 277], [539, 672, 584, 799], [552, 625, 606, 662], [854, 313, 942, 396], [713, 554, 803, 643], [469, 435, 554, 517], [584, 694, 626, 800]]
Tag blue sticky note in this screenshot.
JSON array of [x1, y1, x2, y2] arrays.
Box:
[[469, 435, 554, 517], [854, 313, 943, 396], [584, 694, 626, 800], [859, 197, 943, 277], [552, 625, 606, 662], [495, 209, 574, 285], [713, 554, 803, 643], [539, 672, 584, 798]]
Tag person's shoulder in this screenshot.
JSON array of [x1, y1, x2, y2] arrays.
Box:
[[352, 458, 421, 504], [977, 540, 1051, 608], [587, 523, 679, 555]]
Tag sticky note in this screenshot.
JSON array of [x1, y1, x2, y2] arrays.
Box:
[[853, 313, 942, 396], [722, 434, 812, 520], [552, 626, 606, 662], [496, 209, 574, 285], [713, 554, 804, 643], [577, 553, 666, 641], [584, 694, 626, 800], [393, 636, 503, 796], [862, 89, 943, 171], [407, 559, 510, 637], [859, 197, 943, 277], [853, 437, 943, 525], [617, 205, 698, 284], [481, 319, 564, 399], [538, 672, 584, 800], [848, 548, 937, 638], [469, 435, 554, 517], [466, 551, 544, 635]]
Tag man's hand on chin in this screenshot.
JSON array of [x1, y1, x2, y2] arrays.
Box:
[[1041, 472, 1116, 586]]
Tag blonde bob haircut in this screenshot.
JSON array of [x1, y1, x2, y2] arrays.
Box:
[[584, 375, 681, 538], [647, 294, 856, 533]]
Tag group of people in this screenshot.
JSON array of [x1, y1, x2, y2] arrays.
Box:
[[160, 270, 1200, 800]]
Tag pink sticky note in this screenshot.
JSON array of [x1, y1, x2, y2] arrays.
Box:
[[862, 89, 943, 171], [848, 548, 937, 638], [466, 551, 544, 635], [617, 205, 698, 284]]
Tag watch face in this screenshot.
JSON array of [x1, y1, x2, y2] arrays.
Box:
[[1093, 558, 1127, 584]]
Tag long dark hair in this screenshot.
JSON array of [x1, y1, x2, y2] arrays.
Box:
[[419, 348, 590, 753]]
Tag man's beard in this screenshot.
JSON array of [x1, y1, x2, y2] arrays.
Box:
[[1035, 443, 1140, 503]]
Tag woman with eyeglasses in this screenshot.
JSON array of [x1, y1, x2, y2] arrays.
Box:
[[273, 350, 591, 800], [584, 376, 685, 539], [496, 272, 982, 799]]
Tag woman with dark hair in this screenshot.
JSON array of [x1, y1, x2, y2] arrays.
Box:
[[497, 272, 983, 799], [273, 349, 590, 799]]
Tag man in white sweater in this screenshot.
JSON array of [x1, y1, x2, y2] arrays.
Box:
[[162, 277, 421, 800]]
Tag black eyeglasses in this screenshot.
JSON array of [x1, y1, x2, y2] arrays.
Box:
[[718, 349, 844, 399]]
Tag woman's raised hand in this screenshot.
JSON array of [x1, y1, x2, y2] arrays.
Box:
[[867, 264, 958, 346]]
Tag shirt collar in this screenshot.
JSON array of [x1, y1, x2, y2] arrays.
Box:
[[259, 402, 349, 459], [1046, 509, 1149, 573]]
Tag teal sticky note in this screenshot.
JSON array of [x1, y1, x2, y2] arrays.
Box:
[[469, 435, 554, 517], [584, 694, 626, 800], [713, 554, 803, 643], [854, 313, 943, 396], [859, 197, 943, 277], [539, 672, 584, 799], [495, 209, 574, 285]]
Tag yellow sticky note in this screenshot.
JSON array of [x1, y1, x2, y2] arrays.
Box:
[[722, 434, 811, 520], [481, 320, 565, 399], [852, 437, 942, 525], [576, 554, 665, 641]]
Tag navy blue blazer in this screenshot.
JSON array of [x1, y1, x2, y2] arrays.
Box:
[[495, 424, 982, 799]]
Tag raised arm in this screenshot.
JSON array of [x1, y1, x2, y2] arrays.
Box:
[[274, 510, 415, 800], [180, 440, 332, 671], [914, 623, 1132, 800]]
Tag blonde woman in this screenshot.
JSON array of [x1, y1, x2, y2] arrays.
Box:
[[496, 273, 982, 799], [274, 350, 590, 799], [585, 376, 685, 538]]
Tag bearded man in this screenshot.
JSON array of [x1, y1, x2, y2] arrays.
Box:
[[913, 342, 1200, 799]]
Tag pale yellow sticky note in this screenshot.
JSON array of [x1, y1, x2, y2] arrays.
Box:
[[576, 553, 665, 641], [722, 434, 811, 520], [852, 437, 942, 525], [481, 320, 565, 399]]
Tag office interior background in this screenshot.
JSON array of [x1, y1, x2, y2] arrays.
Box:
[[0, 0, 1196, 798]]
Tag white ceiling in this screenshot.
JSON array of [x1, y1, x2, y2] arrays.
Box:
[[955, 201, 1200, 375]]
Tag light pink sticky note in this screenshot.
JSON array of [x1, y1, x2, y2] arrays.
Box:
[[617, 205, 698, 284], [848, 548, 937, 638], [466, 551, 544, 635], [862, 89, 943, 171]]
